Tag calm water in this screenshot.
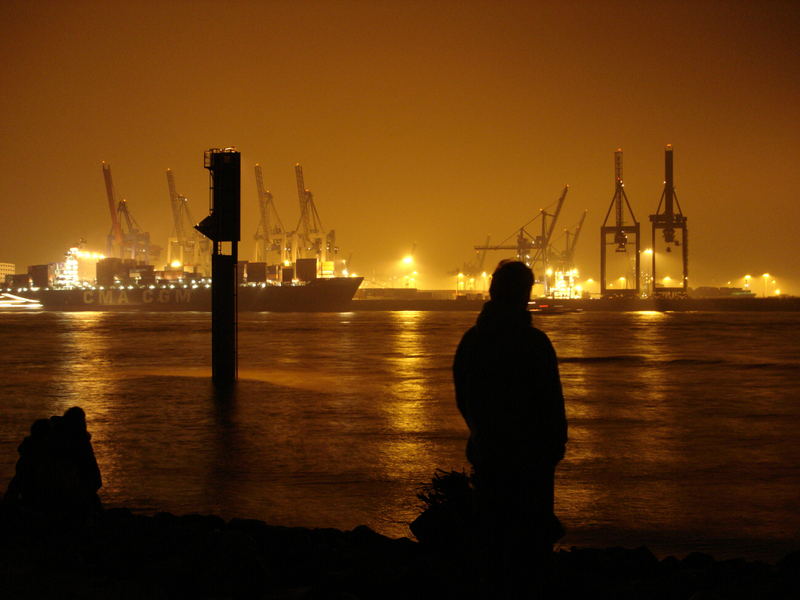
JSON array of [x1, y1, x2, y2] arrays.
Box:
[[1, 309, 799, 561]]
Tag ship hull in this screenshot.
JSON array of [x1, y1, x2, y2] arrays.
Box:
[[34, 277, 363, 312]]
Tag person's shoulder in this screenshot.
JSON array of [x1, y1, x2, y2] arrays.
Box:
[[526, 325, 555, 347], [457, 326, 480, 346]]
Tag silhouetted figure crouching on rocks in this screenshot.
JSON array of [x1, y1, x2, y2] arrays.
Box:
[[454, 260, 567, 598], [3, 406, 102, 518]]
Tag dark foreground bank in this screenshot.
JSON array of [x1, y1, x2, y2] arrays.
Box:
[[1, 506, 798, 600]]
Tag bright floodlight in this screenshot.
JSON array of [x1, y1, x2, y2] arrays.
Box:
[[402, 255, 414, 265]]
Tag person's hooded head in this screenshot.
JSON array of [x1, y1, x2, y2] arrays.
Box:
[[489, 260, 534, 309]]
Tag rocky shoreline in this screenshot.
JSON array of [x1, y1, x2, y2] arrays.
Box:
[[1, 505, 798, 599]]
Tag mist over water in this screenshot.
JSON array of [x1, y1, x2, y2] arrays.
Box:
[[1, 310, 799, 561]]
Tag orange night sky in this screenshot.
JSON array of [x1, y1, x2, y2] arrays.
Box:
[[1, 0, 798, 291]]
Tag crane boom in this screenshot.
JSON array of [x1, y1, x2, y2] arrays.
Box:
[[292, 164, 328, 261], [294, 163, 307, 217], [568, 210, 588, 258], [102, 162, 123, 251], [254, 164, 271, 262], [166, 169, 185, 242], [254, 164, 270, 233], [544, 185, 568, 245]]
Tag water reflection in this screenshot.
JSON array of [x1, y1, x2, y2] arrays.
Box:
[[381, 311, 435, 478], [553, 311, 686, 544], [53, 312, 125, 501], [2, 310, 797, 558]]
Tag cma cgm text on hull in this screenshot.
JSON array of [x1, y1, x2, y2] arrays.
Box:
[[22, 277, 363, 312]]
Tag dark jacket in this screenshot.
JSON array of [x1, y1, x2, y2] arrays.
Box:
[[453, 301, 567, 471]]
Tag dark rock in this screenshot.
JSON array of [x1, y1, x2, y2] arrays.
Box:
[[347, 524, 388, 546], [777, 549, 800, 575], [682, 552, 716, 570], [178, 513, 225, 532], [660, 555, 681, 573]]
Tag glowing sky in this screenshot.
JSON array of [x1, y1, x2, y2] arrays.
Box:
[[1, 0, 798, 290]]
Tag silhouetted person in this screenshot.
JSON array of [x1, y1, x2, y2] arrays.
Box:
[[3, 406, 102, 518], [453, 260, 567, 598]]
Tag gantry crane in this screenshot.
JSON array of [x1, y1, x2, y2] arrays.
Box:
[[649, 144, 688, 296], [461, 235, 491, 275], [253, 164, 287, 264], [474, 185, 568, 293], [600, 149, 640, 297], [291, 164, 335, 264], [165, 169, 211, 274], [101, 162, 160, 264]]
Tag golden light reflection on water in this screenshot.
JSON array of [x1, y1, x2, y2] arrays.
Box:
[[4, 309, 796, 556], [53, 312, 124, 498], [556, 310, 685, 535], [381, 311, 435, 476]]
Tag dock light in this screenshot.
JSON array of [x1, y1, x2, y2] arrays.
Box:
[[170, 260, 182, 269], [402, 255, 414, 265], [663, 276, 672, 284], [643, 248, 653, 255], [775, 289, 781, 296]]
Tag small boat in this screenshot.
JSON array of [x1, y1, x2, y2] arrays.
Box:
[[0, 293, 42, 311], [528, 300, 583, 314]]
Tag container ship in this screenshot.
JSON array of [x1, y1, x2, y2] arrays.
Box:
[[4, 161, 363, 312], [34, 276, 363, 312]]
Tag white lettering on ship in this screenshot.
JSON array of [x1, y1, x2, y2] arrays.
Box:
[[79, 289, 194, 305]]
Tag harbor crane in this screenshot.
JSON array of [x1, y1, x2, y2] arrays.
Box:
[[292, 164, 336, 265], [649, 144, 688, 296], [103, 161, 123, 257], [253, 164, 286, 264], [551, 210, 588, 272], [474, 185, 568, 294], [102, 162, 160, 264], [165, 169, 210, 274], [600, 149, 640, 297]]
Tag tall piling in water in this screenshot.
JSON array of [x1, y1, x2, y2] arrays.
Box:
[[195, 148, 240, 384]]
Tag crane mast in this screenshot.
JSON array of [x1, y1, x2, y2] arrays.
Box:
[[600, 148, 641, 297], [649, 144, 688, 296]]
